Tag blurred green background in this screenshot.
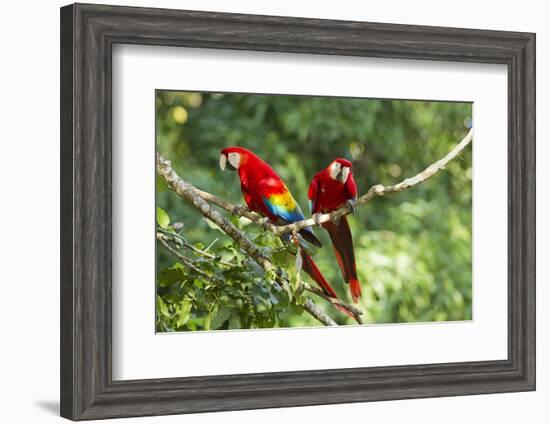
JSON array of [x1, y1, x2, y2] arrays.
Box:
[[155, 91, 472, 331]]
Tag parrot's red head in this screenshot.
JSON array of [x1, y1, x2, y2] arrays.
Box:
[[219, 146, 253, 172], [328, 158, 353, 183]]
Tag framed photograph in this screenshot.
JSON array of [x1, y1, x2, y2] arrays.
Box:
[[60, 3, 535, 420]]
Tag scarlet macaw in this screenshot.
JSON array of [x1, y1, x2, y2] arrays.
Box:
[[219, 147, 345, 306], [308, 158, 362, 303]]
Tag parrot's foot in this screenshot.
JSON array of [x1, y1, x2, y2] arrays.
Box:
[[346, 199, 356, 215], [312, 213, 323, 227]]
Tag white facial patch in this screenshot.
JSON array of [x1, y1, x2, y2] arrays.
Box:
[[219, 154, 227, 170], [228, 152, 241, 169], [341, 166, 350, 183], [330, 162, 341, 180]]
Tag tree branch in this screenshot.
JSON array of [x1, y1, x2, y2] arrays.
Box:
[[157, 154, 338, 326], [157, 234, 216, 280], [302, 282, 363, 324], [195, 188, 264, 223], [193, 129, 473, 235], [157, 228, 234, 267], [157, 230, 359, 319]]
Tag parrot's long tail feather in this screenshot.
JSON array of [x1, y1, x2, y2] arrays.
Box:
[[323, 216, 362, 303], [300, 250, 354, 318], [300, 249, 337, 298], [349, 279, 362, 303]]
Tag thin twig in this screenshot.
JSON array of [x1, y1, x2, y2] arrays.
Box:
[[157, 228, 234, 267], [157, 235, 214, 279], [302, 282, 363, 324]]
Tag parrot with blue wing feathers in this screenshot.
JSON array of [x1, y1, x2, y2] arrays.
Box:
[[219, 147, 351, 317]]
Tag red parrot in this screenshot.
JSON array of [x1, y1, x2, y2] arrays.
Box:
[[308, 158, 362, 303], [219, 146, 347, 310]]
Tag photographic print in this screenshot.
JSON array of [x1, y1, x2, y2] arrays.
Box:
[[155, 91, 472, 332], [61, 6, 536, 418]]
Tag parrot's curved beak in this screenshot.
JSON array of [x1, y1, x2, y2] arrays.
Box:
[[219, 154, 227, 171]]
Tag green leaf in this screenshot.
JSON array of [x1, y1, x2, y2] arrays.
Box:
[[228, 312, 242, 329], [156, 207, 170, 228], [211, 306, 232, 329], [269, 292, 279, 305], [156, 174, 169, 192], [176, 297, 193, 327], [281, 278, 293, 302], [255, 302, 269, 313], [203, 218, 224, 233], [291, 250, 303, 292], [233, 298, 244, 309], [290, 303, 305, 316], [158, 267, 184, 287], [203, 312, 212, 331], [156, 295, 170, 317]]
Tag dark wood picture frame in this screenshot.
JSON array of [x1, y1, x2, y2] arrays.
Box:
[[60, 3, 536, 420]]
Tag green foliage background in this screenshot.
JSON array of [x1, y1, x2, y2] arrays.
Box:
[[156, 91, 472, 331]]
